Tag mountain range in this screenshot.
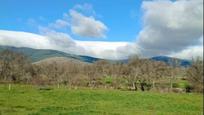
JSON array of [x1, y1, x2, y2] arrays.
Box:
[[0, 45, 191, 67]]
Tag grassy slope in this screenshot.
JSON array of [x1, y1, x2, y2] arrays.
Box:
[[0, 84, 203, 115]]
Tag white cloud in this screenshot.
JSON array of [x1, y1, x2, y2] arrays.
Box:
[[136, 0, 203, 58], [38, 3, 107, 39], [15, 3, 110, 59], [76, 41, 130, 59], [73, 3, 96, 16], [69, 10, 108, 38], [0, 30, 84, 55], [169, 45, 203, 60], [169, 36, 203, 59], [0, 30, 51, 49], [49, 19, 69, 29], [0, 1, 202, 60], [0, 30, 129, 59]]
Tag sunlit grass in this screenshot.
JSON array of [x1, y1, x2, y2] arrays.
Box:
[[0, 84, 203, 115]]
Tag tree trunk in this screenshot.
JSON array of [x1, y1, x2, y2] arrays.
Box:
[[57, 83, 60, 88], [170, 77, 173, 90], [140, 82, 145, 91], [8, 83, 11, 90], [132, 82, 137, 91], [152, 80, 155, 89]]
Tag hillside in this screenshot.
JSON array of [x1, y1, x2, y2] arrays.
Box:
[[0, 45, 99, 63], [33, 57, 88, 65], [0, 45, 191, 66], [151, 56, 191, 67]]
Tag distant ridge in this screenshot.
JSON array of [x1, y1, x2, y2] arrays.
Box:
[[0, 45, 99, 63], [151, 56, 191, 67], [0, 45, 191, 67]]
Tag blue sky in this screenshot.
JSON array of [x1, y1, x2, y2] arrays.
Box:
[[0, 0, 202, 59], [0, 0, 142, 42]]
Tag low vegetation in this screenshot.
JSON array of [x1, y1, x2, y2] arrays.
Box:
[[0, 50, 203, 93], [0, 50, 203, 114], [0, 84, 203, 115]]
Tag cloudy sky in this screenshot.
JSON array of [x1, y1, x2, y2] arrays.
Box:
[[0, 0, 203, 60]]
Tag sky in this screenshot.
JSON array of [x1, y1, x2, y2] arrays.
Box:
[[0, 0, 203, 59], [0, 0, 142, 42]]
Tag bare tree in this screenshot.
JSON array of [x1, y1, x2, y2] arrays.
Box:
[[0, 50, 32, 89], [186, 57, 203, 93]]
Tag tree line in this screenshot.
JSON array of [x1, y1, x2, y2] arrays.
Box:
[[0, 50, 203, 93]]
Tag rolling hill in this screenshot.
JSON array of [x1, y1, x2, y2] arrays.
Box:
[[0, 45, 99, 63], [151, 56, 191, 67], [0, 45, 191, 67]]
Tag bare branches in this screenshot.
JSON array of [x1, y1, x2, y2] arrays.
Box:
[[186, 58, 203, 92], [0, 50, 202, 93]]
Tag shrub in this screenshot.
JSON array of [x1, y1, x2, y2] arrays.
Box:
[[103, 76, 113, 84]]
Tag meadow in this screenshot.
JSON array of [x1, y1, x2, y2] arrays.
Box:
[[0, 84, 203, 115]]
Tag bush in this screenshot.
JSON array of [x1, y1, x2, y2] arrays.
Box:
[[185, 84, 193, 93], [103, 76, 113, 84]]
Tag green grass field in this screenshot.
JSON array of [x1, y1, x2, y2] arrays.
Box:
[[0, 84, 203, 115]]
